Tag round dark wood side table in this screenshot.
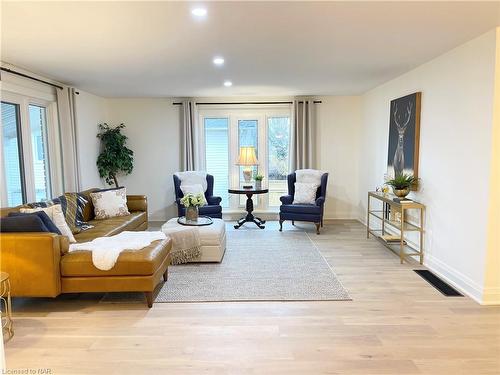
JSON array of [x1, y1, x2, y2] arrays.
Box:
[[228, 187, 269, 229]]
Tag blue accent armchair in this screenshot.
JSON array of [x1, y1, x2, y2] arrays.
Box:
[[279, 172, 328, 234], [173, 174, 223, 219]]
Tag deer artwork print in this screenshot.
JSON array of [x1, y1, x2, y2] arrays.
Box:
[[392, 101, 413, 177], [386, 92, 421, 180]]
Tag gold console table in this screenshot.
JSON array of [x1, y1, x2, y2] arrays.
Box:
[[1, 272, 14, 342], [367, 192, 425, 264]]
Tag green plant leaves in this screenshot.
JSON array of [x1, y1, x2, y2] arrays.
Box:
[[96, 123, 134, 187], [386, 173, 415, 189]]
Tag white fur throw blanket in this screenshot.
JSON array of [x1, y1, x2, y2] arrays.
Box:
[[161, 222, 201, 264], [69, 231, 166, 271], [175, 171, 208, 192], [296, 169, 324, 186]]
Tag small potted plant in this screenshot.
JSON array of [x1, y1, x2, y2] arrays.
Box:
[[386, 173, 416, 198], [180, 193, 206, 221], [254, 173, 264, 189]]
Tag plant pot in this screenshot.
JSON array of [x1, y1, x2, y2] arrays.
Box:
[[255, 181, 262, 190], [393, 187, 410, 198], [185, 206, 199, 221]]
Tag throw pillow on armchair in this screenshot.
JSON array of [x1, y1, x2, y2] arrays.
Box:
[[293, 182, 319, 204]]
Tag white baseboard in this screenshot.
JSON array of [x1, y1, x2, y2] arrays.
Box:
[[423, 254, 485, 304], [357, 218, 496, 305]]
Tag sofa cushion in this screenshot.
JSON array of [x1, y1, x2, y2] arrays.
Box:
[[73, 211, 147, 243], [8, 211, 62, 235], [79, 188, 100, 222], [280, 204, 320, 215], [61, 238, 171, 277], [0, 215, 50, 233], [21, 205, 76, 243], [0, 206, 24, 218], [26, 193, 91, 234]]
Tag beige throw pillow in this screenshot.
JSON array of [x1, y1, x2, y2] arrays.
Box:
[[21, 204, 76, 243], [293, 182, 318, 205], [90, 188, 130, 220]]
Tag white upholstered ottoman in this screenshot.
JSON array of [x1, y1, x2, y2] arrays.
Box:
[[164, 218, 226, 262]]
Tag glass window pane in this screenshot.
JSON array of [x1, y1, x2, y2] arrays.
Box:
[[29, 105, 51, 201], [204, 118, 229, 207], [238, 119, 258, 205], [268, 117, 290, 207], [1, 102, 25, 206]]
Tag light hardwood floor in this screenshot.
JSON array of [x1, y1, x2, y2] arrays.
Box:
[[5, 221, 500, 374]]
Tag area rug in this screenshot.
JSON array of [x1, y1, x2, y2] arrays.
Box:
[[154, 230, 350, 302]]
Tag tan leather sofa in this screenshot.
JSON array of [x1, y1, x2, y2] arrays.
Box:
[[0, 188, 171, 307]]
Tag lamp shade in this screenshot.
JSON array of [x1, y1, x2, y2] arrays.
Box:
[[236, 146, 259, 166]]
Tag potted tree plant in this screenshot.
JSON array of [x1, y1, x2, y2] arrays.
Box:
[[386, 173, 416, 198], [96, 123, 134, 187]]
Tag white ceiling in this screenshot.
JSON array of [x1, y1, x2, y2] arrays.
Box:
[[2, 1, 500, 97]]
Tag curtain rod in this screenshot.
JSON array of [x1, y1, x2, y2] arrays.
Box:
[[1, 67, 64, 90], [172, 101, 322, 105]]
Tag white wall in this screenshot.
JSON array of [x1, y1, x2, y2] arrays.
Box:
[[484, 27, 500, 304], [317, 96, 362, 219], [89, 96, 361, 221], [74, 90, 108, 189], [358, 29, 498, 303], [105, 98, 181, 221]]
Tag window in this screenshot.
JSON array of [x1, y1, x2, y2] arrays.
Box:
[[1, 102, 25, 206], [199, 106, 291, 211], [1, 93, 57, 206], [238, 119, 259, 206], [267, 117, 290, 207]]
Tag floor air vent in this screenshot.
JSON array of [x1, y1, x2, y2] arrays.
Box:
[[414, 270, 463, 297]]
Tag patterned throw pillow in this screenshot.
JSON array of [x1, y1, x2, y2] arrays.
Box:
[[293, 182, 318, 205], [27, 193, 93, 234], [21, 204, 76, 243], [90, 187, 130, 220]]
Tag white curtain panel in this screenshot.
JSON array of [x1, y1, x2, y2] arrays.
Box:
[[56, 86, 80, 192], [181, 99, 199, 171], [292, 99, 317, 170]]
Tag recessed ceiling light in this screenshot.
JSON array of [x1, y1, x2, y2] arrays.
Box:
[[213, 57, 225, 66], [224, 81, 233, 87], [191, 8, 207, 17]]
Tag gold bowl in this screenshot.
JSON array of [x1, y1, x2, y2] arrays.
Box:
[[393, 187, 410, 198]]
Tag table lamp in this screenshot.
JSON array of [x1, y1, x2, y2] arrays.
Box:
[[236, 146, 259, 188]]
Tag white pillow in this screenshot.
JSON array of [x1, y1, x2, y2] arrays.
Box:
[[90, 188, 130, 220], [180, 184, 207, 205], [293, 182, 318, 205], [21, 204, 76, 243]]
